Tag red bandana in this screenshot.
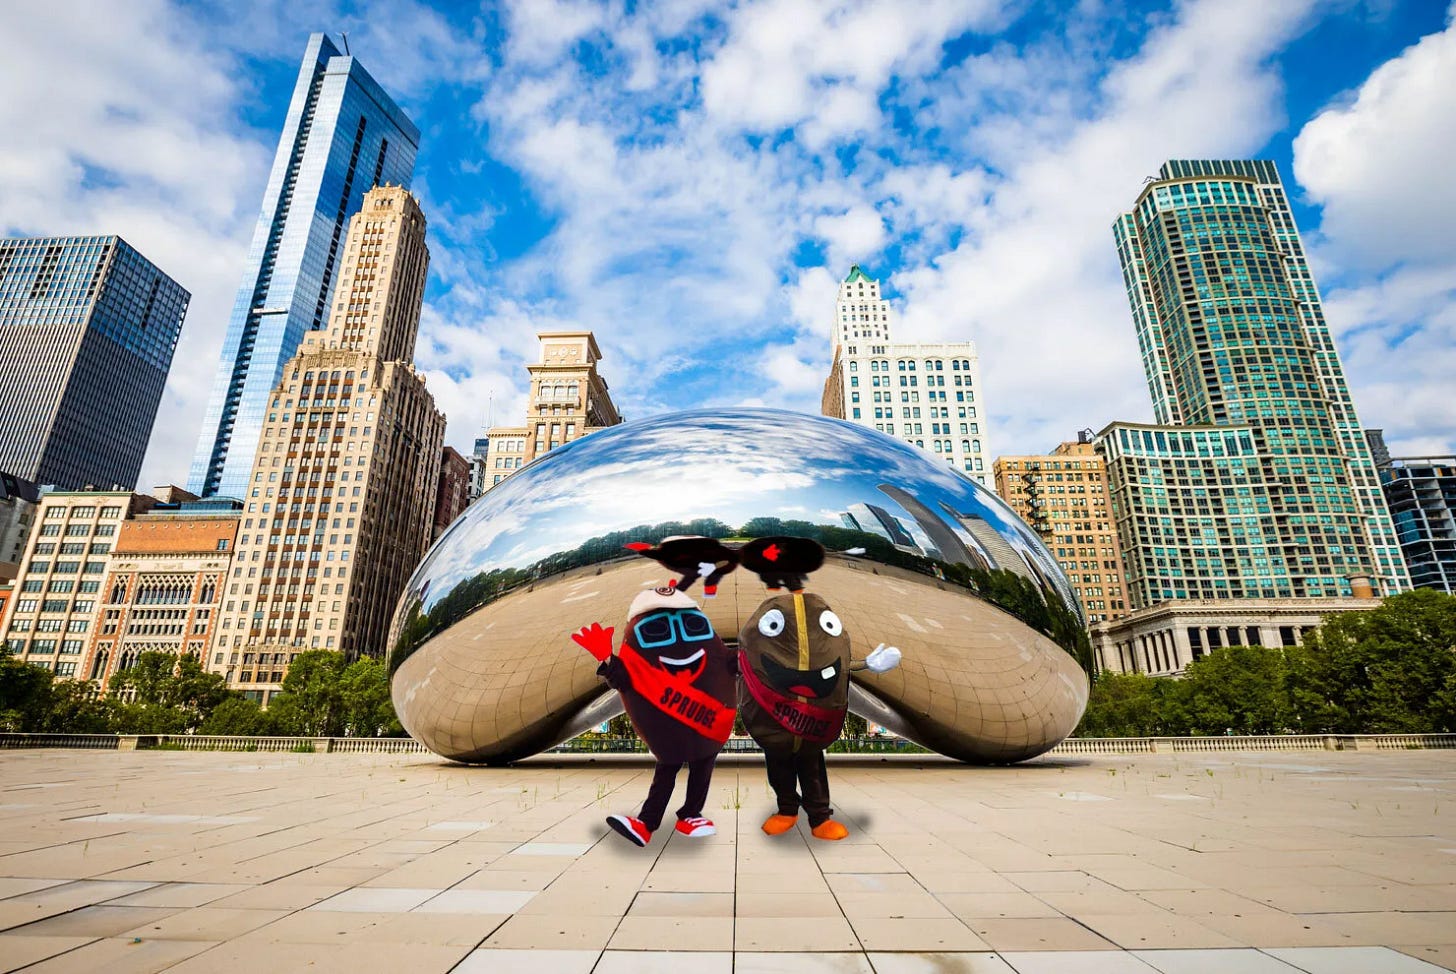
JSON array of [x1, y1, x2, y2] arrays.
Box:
[[739, 649, 846, 746], [618, 648, 736, 744]]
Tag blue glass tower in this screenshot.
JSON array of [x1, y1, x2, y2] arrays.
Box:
[[0, 235, 189, 490], [188, 34, 417, 497]]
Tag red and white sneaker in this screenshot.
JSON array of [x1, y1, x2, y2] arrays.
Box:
[[674, 816, 717, 838], [606, 814, 652, 847]]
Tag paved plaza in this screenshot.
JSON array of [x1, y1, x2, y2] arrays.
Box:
[[0, 748, 1453, 973]]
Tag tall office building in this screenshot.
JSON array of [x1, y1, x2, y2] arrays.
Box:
[[482, 332, 622, 489], [994, 435, 1130, 625], [207, 186, 444, 702], [0, 236, 189, 490], [821, 266, 990, 485], [1377, 455, 1456, 594], [433, 445, 470, 539], [189, 34, 418, 499], [1109, 159, 1408, 600]]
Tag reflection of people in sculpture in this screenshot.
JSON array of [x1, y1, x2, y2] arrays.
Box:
[[571, 538, 739, 847], [737, 537, 901, 840]]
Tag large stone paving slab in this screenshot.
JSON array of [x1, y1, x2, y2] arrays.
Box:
[[0, 748, 1453, 972]]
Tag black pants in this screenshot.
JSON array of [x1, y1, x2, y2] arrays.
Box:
[[638, 754, 717, 831], [764, 747, 833, 826]]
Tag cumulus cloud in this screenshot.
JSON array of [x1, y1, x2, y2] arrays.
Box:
[[1293, 3, 1456, 456]]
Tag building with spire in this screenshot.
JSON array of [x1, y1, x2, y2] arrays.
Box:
[[821, 266, 990, 486], [206, 186, 444, 702], [188, 34, 418, 499], [480, 332, 621, 490]]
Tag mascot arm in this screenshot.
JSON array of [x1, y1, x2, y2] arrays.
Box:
[[852, 643, 903, 673]]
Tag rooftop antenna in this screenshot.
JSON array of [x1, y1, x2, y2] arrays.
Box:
[[485, 394, 494, 430], [340, 32, 350, 55]]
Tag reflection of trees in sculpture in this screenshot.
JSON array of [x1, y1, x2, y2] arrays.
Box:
[[967, 567, 1094, 674], [393, 514, 1091, 675]]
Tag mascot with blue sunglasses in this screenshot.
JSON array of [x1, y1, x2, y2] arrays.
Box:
[[571, 537, 740, 847]]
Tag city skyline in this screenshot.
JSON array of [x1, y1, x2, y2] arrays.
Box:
[[0, 2, 1451, 492]]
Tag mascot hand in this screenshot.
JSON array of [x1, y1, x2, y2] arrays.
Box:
[[865, 643, 902, 673], [571, 623, 615, 662], [697, 561, 717, 577]]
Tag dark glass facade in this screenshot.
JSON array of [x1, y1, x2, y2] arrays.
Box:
[[187, 34, 417, 499], [0, 235, 189, 490], [1379, 457, 1456, 594]]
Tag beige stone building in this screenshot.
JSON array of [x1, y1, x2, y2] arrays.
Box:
[[85, 495, 239, 690], [1089, 596, 1377, 676], [993, 436, 1130, 626], [207, 185, 444, 702], [0, 489, 155, 677], [821, 266, 990, 486], [482, 332, 621, 489]]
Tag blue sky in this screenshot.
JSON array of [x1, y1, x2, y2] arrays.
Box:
[[2, 0, 1454, 487]]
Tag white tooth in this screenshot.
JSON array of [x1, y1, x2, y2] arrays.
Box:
[[821, 665, 835, 679]]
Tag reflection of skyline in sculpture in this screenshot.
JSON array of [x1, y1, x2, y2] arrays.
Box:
[[389, 408, 1089, 765]]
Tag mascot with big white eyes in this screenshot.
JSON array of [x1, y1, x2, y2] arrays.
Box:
[[571, 537, 740, 848], [737, 537, 902, 841]]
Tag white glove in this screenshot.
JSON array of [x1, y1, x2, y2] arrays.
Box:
[[697, 561, 716, 577], [864, 643, 902, 673]]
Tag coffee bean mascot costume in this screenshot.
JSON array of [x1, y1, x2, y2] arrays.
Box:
[[571, 537, 740, 847], [737, 537, 902, 840]]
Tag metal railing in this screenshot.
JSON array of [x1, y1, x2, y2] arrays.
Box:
[[2, 732, 1454, 755]]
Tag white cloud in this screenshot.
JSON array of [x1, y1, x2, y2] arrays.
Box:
[[1292, 4, 1456, 456], [1293, 7, 1456, 270]]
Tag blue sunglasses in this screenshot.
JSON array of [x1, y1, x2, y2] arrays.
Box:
[[633, 610, 715, 649]]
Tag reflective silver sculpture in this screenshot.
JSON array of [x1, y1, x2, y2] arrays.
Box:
[[388, 408, 1090, 764]]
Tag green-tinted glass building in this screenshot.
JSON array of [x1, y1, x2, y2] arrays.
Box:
[[1107, 160, 1408, 606]]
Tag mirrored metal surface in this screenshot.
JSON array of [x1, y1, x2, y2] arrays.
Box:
[[388, 408, 1091, 764]]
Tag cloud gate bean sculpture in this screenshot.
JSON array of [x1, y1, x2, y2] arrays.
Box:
[[387, 408, 1092, 764]]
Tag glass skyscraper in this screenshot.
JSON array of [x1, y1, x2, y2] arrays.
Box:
[[188, 34, 417, 498], [1109, 159, 1409, 602], [0, 235, 189, 490]]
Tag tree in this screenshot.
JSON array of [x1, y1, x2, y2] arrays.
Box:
[[268, 651, 347, 736], [41, 680, 115, 733], [0, 649, 55, 731], [109, 652, 231, 732], [1163, 643, 1291, 735], [1076, 672, 1167, 737], [337, 656, 402, 737], [1288, 590, 1456, 733], [199, 696, 279, 736]]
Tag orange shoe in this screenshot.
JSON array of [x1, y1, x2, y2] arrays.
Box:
[[761, 813, 798, 835], [811, 820, 849, 841]]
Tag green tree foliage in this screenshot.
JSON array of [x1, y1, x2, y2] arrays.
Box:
[[1286, 589, 1456, 733], [110, 653, 231, 731], [198, 697, 279, 736], [267, 650, 348, 736], [1075, 672, 1168, 737], [0, 648, 56, 731], [338, 656, 403, 737], [1076, 591, 1456, 737]]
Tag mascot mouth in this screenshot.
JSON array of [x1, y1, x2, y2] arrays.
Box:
[[759, 653, 839, 699], [658, 647, 706, 680]]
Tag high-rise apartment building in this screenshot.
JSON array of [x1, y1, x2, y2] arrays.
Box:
[[0, 490, 157, 676], [433, 445, 470, 539], [467, 429, 491, 500], [85, 494, 239, 689], [207, 186, 443, 702], [482, 332, 621, 489], [0, 236, 190, 491], [1377, 455, 1456, 594], [821, 266, 990, 485], [994, 436, 1129, 625], [1108, 159, 1408, 601], [189, 34, 418, 499]]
